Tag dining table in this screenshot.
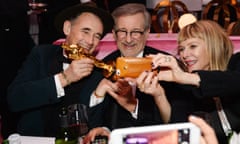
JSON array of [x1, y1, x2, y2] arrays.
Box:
[[53, 33, 240, 59]]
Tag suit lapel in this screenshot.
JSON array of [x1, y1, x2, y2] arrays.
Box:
[[49, 47, 64, 76]]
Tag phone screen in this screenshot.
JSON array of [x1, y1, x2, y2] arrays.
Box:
[[123, 128, 190, 144]]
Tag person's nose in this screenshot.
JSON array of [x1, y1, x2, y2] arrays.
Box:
[[126, 32, 132, 43], [181, 49, 190, 59], [85, 34, 94, 45]]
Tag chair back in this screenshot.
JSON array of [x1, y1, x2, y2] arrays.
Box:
[[202, 0, 237, 29], [151, 0, 189, 33]]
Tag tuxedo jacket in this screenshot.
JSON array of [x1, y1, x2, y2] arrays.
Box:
[[7, 44, 104, 137]]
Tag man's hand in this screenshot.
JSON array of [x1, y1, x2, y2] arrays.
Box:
[[83, 127, 110, 144], [109, 79, 137, 113], [59, 58, 95, 87], [94, 78, 118, 98]]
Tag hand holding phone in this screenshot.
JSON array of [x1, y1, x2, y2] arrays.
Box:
[[109, 122, 200, 144]]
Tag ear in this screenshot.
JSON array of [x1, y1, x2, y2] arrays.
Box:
[[112, 29, 117, 40], [145, 28, 150, 37], [63, 20, 71, 35]]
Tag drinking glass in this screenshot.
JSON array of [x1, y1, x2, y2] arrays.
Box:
[[67, 104, 89, 137]]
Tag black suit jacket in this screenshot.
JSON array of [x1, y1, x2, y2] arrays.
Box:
[[7, 44, 103, 137]]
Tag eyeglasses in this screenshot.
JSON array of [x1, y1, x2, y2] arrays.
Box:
[[115, 29, 145, 39]]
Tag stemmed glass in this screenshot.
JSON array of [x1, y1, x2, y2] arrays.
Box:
[[67, 104, 89, 138]]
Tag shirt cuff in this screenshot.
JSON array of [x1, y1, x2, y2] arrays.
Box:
[[54, 74, 65, 98], [130, 99, 138, 119], [89, 92, 104, 107]]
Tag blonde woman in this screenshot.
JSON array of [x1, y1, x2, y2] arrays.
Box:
[[141, 20, 240, 144]]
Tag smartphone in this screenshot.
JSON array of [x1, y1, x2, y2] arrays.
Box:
[[116, 57, 153, 78], [109, 122, 200, 144]]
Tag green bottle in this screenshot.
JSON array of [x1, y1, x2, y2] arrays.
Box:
[[55, 107, 78, 144]]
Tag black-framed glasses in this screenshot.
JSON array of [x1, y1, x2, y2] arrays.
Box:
[[115, 29, 145, 39]]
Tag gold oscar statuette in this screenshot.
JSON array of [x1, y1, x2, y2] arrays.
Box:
[[61, 43, 116, 78]]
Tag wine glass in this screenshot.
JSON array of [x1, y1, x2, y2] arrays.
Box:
[[67, 104, 89, 137]]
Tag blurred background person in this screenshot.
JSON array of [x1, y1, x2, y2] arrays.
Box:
[[227, 19, 240, 36]]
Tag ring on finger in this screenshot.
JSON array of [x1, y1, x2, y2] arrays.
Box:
[[165, 56, 171, 62]]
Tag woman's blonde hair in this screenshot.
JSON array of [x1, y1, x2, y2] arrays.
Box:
[[177, 20, 233, 71]]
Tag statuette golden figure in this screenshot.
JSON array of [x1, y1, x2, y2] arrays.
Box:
[[61, 43, 115, 78]]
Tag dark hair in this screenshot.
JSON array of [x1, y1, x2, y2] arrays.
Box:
[[230, 19, 240, 36]]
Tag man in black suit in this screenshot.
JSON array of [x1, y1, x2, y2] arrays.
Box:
[[80, 5, 187, 141], [7, 3, 113, 137]]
